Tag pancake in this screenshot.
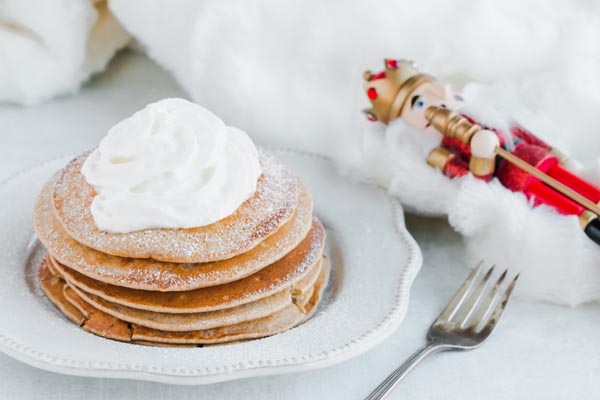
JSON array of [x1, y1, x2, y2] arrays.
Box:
[[40, 259, 135, 342], [293, 285, 315, 314], [62, 284, 132, 342], [50, 219, 326, 313], [38, 259, 85, 326], [51, 151, 299, 263], [130, 257, 330, 345], [64, 260, 322, 332], [35, 177, 313, 291], [45, 254, 60, 276], [39, 257, 331, 345]]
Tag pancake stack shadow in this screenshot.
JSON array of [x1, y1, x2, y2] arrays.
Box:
[[33, 152, 329, 346]]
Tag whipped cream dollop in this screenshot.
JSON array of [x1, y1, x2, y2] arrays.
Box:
[[81, 98, 262, 233]]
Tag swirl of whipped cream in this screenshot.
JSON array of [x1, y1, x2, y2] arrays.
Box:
[[81, 98, 262, 233]]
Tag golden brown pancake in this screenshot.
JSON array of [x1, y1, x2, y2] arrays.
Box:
[[39, 257, 331, 345], [130, 258, 330, 345], [35, 177, 313, 291], [51, 151, 299, 263], [38, 260, 84, 326], [50, 220, 326, 313], [40, 259, 134, 343], [69, 285, 289, 332], [293, 285, 315, 314], [63, 284, 132, 342], [65, 260, 322, 332]]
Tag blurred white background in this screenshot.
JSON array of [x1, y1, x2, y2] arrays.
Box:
[[1, 2, 600, 398]]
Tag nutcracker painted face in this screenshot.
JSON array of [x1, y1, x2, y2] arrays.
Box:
[[363, 60, 464, 127], [400, 82, 463, 132]]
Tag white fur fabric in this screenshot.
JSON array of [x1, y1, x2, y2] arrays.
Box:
[[358, 112, 600, 307], [0, 0, 130, 105], [3, 0, 600, 306], [108, 0, 600, 306]]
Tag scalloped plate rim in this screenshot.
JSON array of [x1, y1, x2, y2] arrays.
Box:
[[0, 147, 423, 385]]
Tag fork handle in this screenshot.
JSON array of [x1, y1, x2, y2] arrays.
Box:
[[365, 342, 445, 400]]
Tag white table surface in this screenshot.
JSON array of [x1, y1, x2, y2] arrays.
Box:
[[1, 51, 599, 400]]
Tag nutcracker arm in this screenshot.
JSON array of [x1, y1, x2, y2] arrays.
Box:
[[425, 106, 581, 172], [426, 147, 469, 179], [469, 130, 499, 179], [425, 106, 498, 179]]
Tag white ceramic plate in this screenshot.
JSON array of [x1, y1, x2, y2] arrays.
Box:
[[0, 148, 422, 385]]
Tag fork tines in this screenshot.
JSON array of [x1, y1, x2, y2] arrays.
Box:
[[434, 262, 518, 335]]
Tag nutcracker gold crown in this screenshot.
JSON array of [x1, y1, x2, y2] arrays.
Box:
[[363, 59, 434, 124]]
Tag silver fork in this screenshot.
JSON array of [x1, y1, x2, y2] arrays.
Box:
[[365, 262, 519, 400]]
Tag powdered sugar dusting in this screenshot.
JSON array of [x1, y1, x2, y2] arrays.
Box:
[[52, 150, 298, 263], [35, 178, 313, 291], [52, 220, 326, 313], [2, 148, 419, 379]]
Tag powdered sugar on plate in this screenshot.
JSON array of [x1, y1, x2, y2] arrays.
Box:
[[0, 149, 421, 385]]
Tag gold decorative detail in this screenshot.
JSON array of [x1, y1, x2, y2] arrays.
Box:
[[424, 104, 600, 215], [390, 75, 434, 122], [469, 156, 495, 176], [550, 147, 569, 165], [427, 147, 455, 171], [363, 59, 433, 124], [579, 210, 598, 230], [424, 106, 480, 145]]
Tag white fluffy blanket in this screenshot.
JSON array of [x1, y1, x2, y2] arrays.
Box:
[[0, 0, 129, 105], [3, 0, 600, 306]]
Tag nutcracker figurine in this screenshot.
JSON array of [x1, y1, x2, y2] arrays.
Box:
[[363, 59, 600, 245]]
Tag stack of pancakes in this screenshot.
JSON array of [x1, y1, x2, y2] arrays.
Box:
[[34, 151, 329, 346]]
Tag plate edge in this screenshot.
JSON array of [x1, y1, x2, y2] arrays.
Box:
[[0, 147, 424, 384]]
